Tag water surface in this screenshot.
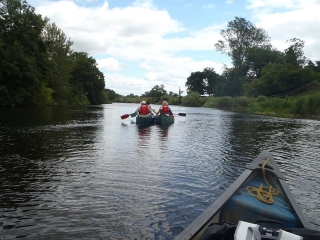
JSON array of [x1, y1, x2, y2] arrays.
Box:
[[0, 103, 319, 239]]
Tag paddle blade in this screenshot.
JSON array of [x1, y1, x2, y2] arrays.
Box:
[[178, 113, 186, 116], [121, 114, 130, 119]]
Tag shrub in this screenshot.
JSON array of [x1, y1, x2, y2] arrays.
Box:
[[181, 91, 203, 107], [256, 95, 267, 103]]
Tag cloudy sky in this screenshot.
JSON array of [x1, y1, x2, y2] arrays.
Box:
[[28, 0, 320, 96]]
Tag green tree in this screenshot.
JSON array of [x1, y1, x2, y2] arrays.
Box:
[[214, 17, 271, 96], [42, 19, 74, 105], [306, 60, 320, 75], [141, 91, 150, 97], [105, 89, 118, 101], [245, 46, 284, 79], [69, 52, 105, 105], [0, 0, 51, 106], [185, 71, 206, 94], [203, 67, 221, 96], [244, 63, 317, 97], [148, 84, 167, 102], [168, 91, 178, 97], [220, 67, 245, 96], [215, 17, 270, 73], [284, 38, 308, 67]]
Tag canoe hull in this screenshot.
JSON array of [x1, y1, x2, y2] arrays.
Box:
[[136, 116, 155, 126], [155, 114, 174, 125], [174, 150, 312, 239]]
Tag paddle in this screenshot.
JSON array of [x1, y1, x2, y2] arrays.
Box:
[[177, 113, 186, 116], [120, 112, 137, 119], [121, 114, 130, 119]]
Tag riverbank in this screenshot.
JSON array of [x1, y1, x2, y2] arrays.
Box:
[[200, 87, 320, 120], [113, 85, 320, 120]]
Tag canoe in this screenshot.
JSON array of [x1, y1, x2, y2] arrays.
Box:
[[174, 150, 319, 240], [136, 116, 155, 126], [155, 114, 174, 125]]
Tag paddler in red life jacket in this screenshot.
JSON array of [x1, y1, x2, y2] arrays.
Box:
[[135, 101, 155, 118], [154, 101, 173, 118]]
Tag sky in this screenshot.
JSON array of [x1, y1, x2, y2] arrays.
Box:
[[27, 0, 320, 96]]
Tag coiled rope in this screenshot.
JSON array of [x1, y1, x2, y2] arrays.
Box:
[[246, 157, 280, 204]]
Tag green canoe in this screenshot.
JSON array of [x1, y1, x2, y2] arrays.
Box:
[[136, 116, 155, 126], [155, 114, 174, 125]]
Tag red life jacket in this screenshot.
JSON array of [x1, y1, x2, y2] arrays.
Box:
[[161, 106, 170, 114], [139, 105, 150, 114]]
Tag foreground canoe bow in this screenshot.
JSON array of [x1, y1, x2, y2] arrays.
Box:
[[175, 151, 319, 240]]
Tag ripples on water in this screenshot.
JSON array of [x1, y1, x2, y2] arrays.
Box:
[[0, 104, 319, 239]]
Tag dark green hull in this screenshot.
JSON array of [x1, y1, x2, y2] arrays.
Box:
[[136, 117, 155, 126], [155, 114, 174, 125]]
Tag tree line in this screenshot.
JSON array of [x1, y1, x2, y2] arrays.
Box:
[[2, 2, 319, 108], [185, 17, 320, 98], [0, 0, 109, 107]]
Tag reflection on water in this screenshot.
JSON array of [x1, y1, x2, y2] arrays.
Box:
[[0, 103, 319, 239]]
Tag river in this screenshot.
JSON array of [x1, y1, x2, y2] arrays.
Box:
[[0, 103, 319, 239]]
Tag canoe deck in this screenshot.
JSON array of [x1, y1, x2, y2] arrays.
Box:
[[221, 175, 300, 228]]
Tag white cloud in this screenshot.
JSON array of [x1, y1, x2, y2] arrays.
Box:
[[32, 0, 209, 95], [31, 0, 227, 95], [97, 58, 123, 71], [36, 1, 184, 56], [249, 0, 320, 61], [28, 0, 320, 96], [105, 56, 227, 96]]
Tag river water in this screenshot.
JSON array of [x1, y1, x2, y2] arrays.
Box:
[[0, 103, 319, 239]]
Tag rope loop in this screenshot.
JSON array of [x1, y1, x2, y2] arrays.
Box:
[[246, 157, 280, 204]]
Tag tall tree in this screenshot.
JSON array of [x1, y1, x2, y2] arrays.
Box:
[[284, 38, 308, 67], [69, 52, 105, 105], [42, 18, 74, 105], [147, 84, 167, 102], [0, 0, 51, 106], [185, 71, 206, 95], [215, 17, 270, 73], [214, 17, 271, 96], [202, 67, 221, 96]]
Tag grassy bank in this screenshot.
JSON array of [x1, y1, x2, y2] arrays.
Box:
[[202, 87, 320, 119]]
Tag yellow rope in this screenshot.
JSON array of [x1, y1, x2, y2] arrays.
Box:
[[246, 157, 280, 204]]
